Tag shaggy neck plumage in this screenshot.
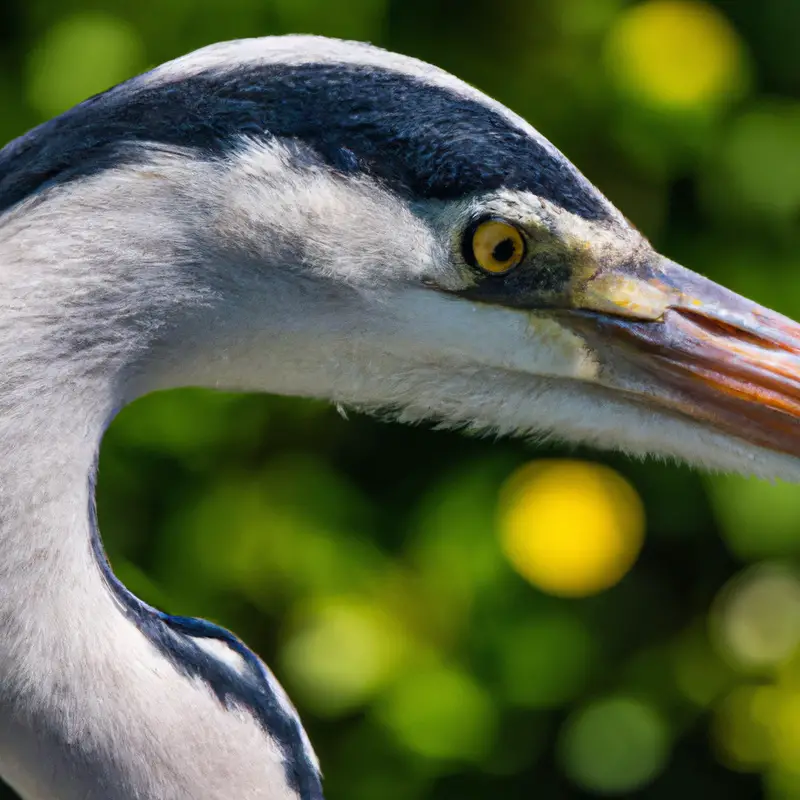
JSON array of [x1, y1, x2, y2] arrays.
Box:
[[0, 168, 201, 661], [0, 166, 326, 799], [0, 394, 109, 654]]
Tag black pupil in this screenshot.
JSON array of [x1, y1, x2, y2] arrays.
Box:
[[492, 237, 516, 263]]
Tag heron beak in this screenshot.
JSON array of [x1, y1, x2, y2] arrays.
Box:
[[567, 257, 800, 458]]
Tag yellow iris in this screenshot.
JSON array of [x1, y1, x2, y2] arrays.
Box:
[[470, 219, 525, 274]]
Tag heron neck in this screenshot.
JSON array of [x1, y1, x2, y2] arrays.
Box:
[[0, 145, 333, 798], [0, 379, 122, 661], [0, 202, 197, 684], [0, 376, 325, 800]]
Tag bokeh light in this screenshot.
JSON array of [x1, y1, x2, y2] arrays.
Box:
[[281, 596, 413, 716], [711, 563, 800, 673], [771, 690, 800, 774], [375, 664, 498, 762], [718, 103, 800, 219], [711, 630, 800, 781], [708, 475, 800, 560], [604, 0, 748, 111], [497, 610, 596, 709], [713, 685, 776, 771], [671, 624, 737, 708], [559, 696, 670, 793], [26, 13, 145, 118], [498, 460, 645, 597]]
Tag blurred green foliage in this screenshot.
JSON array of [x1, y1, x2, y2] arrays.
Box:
[[1, 0, 800, 797]]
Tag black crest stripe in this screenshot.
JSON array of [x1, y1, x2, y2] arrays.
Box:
[[0, 62, 610, 220]]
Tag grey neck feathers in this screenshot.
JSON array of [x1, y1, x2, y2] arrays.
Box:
[[0, 141, 333, 799], [0, 147, 212, 758]]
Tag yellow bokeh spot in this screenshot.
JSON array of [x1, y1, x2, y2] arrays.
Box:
[[771, 691, 800, 772], [498, 460, 644, 597], [712, 685, 776, 771], [605, 0, 747, 110]]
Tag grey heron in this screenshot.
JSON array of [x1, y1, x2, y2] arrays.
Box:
[[0, 32, 798, 800]]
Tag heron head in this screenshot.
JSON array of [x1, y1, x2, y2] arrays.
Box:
[[417, 188, 800, 477], [5, 36, 800, 480]]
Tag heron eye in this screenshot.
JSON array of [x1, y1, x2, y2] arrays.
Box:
[[465, 219, 526, 275]]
